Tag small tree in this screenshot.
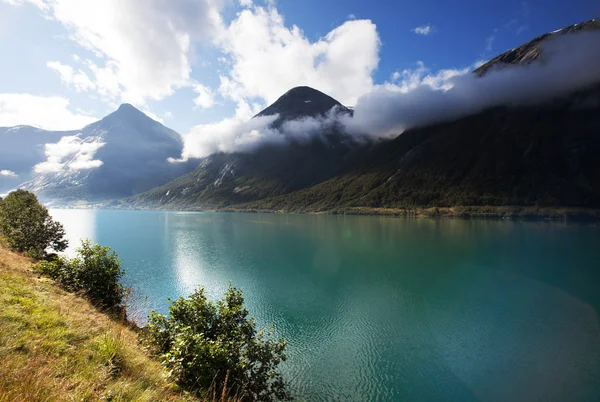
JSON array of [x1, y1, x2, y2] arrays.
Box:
[[145, 286, 291, 401], [34, 239, 125, 308], [71, 240, 125, 308], [0, 189, 67, 258]]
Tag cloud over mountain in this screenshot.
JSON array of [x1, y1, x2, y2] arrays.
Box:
[[176, 29, 600, 159], [0, 94, 97, 130], [217, 8, 380, 107], [34, 135, 105, 173], [344, 31, 600, 138]]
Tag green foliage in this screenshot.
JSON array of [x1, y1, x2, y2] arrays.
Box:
[[34, 239, 124, 308], [73, 240, 125, 308], [34, 254, 79, 290], [145, 286, 290, 402], [0, 189, 67, 258]]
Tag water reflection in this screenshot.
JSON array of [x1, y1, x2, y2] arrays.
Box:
[[49, 209, 97, 256]]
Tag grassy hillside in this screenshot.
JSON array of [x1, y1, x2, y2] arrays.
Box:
[[0, 245, 199, 402]]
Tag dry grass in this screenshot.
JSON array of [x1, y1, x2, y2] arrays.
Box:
[[0, 246, 243, 402]]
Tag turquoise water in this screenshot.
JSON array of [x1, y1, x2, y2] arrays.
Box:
[[50, 210, 600, 401]]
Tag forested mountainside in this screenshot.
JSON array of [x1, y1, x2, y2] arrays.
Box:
[[126, 20, 600, 216]]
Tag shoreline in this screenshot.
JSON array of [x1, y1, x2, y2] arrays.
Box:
[[218, 205, 600, 222], [57, 202, 600, 222]]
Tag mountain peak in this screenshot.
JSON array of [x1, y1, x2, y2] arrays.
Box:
[[256, 86, 349, 123], [104, 103, 152, 123], [281, 86, 330, 97], [475, 19, 600, 75], [116, 103, 142, 113]]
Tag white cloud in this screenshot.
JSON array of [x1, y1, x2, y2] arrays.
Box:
[[34, 135, 105, 173], [173, 6, 380, 160], [177, 100, 350, 160], [413, 25, 433, 35], [17, 0, 227, 106], [176, 112, 281, 160], [0, 94, 97, 130], [192, 83, 215, 108], [348, 14, 356, 20], [387, 62, 470, 94], [2, 0, 48, 8], [217, 7, 379, 107], [47, 61, 95, 92], [343, 31, 600, 139], [238, 0, 252, 6], [0, 170, 17, 178]]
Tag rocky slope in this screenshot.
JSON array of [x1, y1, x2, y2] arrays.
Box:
[[475, 19, 599, 75]]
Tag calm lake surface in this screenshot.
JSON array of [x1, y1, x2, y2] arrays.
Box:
[[50, 209, 600, 401]]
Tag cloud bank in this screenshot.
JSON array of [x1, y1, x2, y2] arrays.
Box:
[[12, 0, 227, 106], [175, 114, 281, 161], [177, 106, 347, 160], [344, 31, 600, 138], [5, 1, 380, 133], [0, 94, 97, 130], [217, 8, 379, 107], [34, 135, 105, 173], [178, 30, 600, 158]]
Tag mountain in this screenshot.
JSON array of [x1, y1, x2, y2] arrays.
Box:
[[243, 83, 600, 213], [475, 19, 599, 75], [128, 87, 357, 209], [239, 21, 600, 214], [0, 126, 69, 194], [1, 105, 196, 203], [256, 86, 351, 124], [127, 19, 600, 216]]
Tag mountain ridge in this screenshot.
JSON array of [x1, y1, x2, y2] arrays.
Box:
[[124, 19, 600, 215]]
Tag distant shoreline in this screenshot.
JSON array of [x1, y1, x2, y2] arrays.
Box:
[[56, 203, 600, 222], [218, 205, 600, 222]]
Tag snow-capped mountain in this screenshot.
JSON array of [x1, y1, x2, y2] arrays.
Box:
[[1, 104, 196, 204]]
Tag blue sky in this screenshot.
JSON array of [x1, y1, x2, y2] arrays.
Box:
[[0, 0, 598, 135]]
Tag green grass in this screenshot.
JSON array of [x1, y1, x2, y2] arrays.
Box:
[[0, 246, 199, 402]]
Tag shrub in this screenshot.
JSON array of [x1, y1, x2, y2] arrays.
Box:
[[34, 254, 79, 290], [72, 240, 125, 308], [34, 239, 125, 308], [0, 190, 67, 258], [144, 286, 290, 402]]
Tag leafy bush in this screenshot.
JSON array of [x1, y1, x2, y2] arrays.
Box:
[[0, 190, 67, 258], [34, 239, 125, 308], [34, 254, 78, 290], [144, 286, 290, 402]]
